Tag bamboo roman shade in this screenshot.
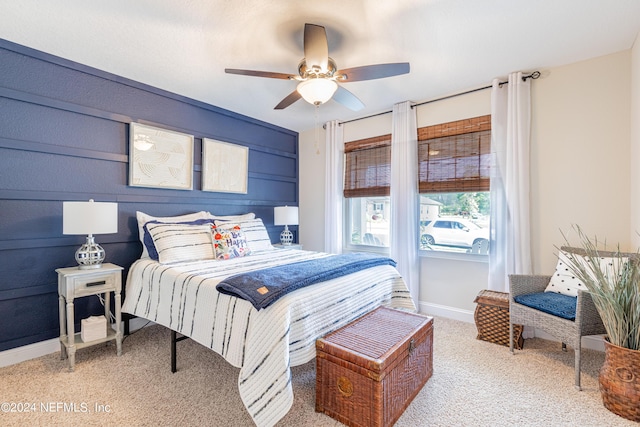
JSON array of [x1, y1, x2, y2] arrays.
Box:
[[418, 115, 491, 194], [343, 134, 391, 198]]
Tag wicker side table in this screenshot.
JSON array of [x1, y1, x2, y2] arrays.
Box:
[[474, 289, 523, 349]]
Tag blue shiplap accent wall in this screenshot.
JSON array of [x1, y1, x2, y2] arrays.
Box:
[[0, 39, 299, 351]]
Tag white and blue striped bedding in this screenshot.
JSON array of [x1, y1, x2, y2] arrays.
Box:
[[122, 248, 415, 427]]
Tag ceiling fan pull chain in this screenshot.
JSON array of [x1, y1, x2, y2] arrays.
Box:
[[314, 105, 320, 155]]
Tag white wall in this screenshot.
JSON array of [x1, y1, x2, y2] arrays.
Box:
[[631, 32, 640, 248], [299, 50, 634, 319], [532, 51, 632, 273]]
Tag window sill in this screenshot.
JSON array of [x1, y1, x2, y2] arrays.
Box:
[[344, 245, 487, 263], [343, 244, 389, 256], [419, 249, 488, 263]]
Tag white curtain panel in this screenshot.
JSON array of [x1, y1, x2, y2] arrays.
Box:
[[323, 120, 344, 254], [391, 101, 420, 304], [489, 72, 533, 292]]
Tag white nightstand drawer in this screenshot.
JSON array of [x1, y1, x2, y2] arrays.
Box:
[[71, 272, 116, 298]]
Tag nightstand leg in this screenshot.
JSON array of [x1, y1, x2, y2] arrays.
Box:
[[115, 292, 122, 356], [58, 296, 67, 360], [66, 300, 76, 372], [104, 291, 111, 322], [104, 290, 111, 349]]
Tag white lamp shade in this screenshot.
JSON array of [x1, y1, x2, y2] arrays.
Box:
[[274, 206, 299, 226], [63, 200, 118, 235], [297, 78, 338, 105]]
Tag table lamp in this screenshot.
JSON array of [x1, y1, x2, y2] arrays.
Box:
[[63, 199, 118, 269], [274, 206, 298, 245]]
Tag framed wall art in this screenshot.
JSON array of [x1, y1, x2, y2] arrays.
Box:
[[202, 138, 249, 194], [129, 122, 194, 190]]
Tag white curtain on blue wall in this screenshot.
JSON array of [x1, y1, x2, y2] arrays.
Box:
[[391, 101, 420, 304], [489, 72, 533, 292], [324, 120, 344, 254]]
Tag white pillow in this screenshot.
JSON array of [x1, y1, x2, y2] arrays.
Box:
[[208, 212, 256, 221], [146, 222, 215, 264], [136, 211, 209, 258], [597, 255, 629, 290], [545, 251, 628, 297], [214, 218, 273, 253], [545, 251, 590, 297]]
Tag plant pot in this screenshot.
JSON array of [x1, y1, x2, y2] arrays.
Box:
[[599, 339, 640, 422]]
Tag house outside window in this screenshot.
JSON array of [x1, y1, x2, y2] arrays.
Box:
[[343, 135, 391, 248]]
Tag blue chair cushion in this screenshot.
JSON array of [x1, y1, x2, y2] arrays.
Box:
[[513, 292, 577, 321]]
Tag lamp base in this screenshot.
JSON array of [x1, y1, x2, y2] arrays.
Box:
[[75, 235, 106, 269], [78, 263, 103, 270], [280, 226, 294, 246]]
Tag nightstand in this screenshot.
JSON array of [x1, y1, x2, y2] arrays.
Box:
[[56, 263, 123, 371], [273, 243, 303, 250]]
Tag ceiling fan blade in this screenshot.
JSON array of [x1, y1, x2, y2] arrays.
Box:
[[337, 63, 410, 82], [225, 68, 296, 80], [304, 24, 329, 71], [332, 86, 365, 111], [274, 90, 302, 110]]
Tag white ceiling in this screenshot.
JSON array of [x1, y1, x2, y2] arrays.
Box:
[[1, 0, 639, 133]]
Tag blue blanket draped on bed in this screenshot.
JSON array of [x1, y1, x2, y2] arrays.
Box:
[[216, 252, 397, 310]]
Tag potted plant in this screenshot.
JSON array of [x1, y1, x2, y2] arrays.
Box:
[[562, 226, 640, 422]]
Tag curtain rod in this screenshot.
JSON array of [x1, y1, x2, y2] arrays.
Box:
[[332, 71, 540, 127]]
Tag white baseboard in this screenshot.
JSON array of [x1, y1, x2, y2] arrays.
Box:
[[0, 338, 60, 368], [533, 329, 605, 352], [417, 301, 605, 352], [419, 301, 475, 323], [1, 305, 605, 368], [0, 317, 151, 368]]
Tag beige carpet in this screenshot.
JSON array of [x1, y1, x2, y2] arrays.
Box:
[[0, 317, 636, 427]]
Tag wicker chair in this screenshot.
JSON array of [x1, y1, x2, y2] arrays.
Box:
[[508, 246, 633, 390]]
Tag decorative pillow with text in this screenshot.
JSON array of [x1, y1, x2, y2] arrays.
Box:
[[214, 218, 273, 253], [211, 223, 251, 260]]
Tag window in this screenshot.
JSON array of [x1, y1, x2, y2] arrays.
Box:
[[344, 135, 391, 247], [343, 115, 491, 254], [345, 197, 389, 247], [418, 116, 491, 254]]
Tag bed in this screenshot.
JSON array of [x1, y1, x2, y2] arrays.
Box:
[[122, 212, 416, 426]]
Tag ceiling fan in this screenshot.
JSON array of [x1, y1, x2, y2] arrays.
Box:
[[225, 23, 410, 111]]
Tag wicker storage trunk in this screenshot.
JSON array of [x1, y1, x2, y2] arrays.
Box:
[[315, 307, 433, 427], [474, 289, 524, 349]]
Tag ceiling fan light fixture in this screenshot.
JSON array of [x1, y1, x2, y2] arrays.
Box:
[[297, 78, 338, 106]]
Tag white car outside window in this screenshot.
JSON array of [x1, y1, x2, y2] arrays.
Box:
[[421, 219, 489, 249]]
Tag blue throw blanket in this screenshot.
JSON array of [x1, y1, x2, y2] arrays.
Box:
[[216, 252, 397, 310]]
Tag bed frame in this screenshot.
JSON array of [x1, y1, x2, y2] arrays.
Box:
[[170, 330, 189, 373]]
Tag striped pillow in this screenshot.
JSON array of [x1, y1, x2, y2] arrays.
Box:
[[146, 223, 215, 264], [143, 219, 214, 261], [135, 210, 209, 259], [214, 218, 273, 252]]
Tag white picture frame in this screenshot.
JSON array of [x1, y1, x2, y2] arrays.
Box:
[[129, 122, 194, 190], [202, 138, 249, 194]]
